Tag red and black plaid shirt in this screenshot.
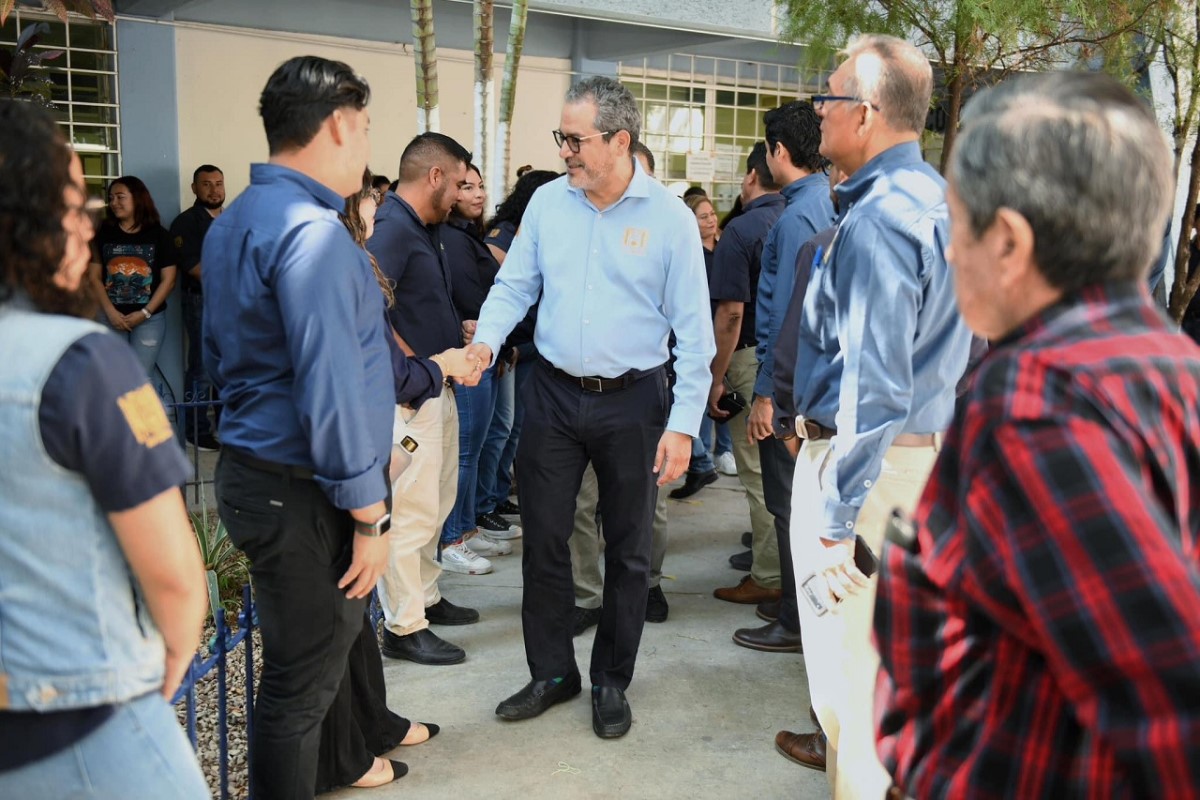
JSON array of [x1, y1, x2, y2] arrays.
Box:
[[875, 283, 1200, 798]]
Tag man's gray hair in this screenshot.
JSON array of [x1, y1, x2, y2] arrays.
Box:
[[565, 76, 641, 146], [841, 34, 932, 134], [950, 71, 1173, 292]]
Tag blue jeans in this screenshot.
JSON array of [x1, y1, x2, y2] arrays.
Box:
[[103, 310, 166, 379], [480, 357, 532, 511], [441, 363, 497, 544], [182, 291, 216, 438], [476, 363, 516, 515], [0, 692, 209, 800], [714, 418, 733, 456], [690, 415, 717, 475]]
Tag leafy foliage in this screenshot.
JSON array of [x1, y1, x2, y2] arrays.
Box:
[[1, 0, 115, 25], [191, 510, 250, 618], [0, 22, 62, 103]]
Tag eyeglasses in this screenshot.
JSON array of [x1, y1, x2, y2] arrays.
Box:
[[552, 129, 612, 154], [812, 94, 881, 112]]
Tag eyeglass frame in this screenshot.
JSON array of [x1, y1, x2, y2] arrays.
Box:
[[811, 94, 881, 112], [552, 129, 614, 154]]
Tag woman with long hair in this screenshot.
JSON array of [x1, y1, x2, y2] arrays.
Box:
[[474, 169, 560, 529], [0, 100, 208, 800], [312, 170, 482, 792], [438, 163, 515, 573], [89, 176, 179, 380]]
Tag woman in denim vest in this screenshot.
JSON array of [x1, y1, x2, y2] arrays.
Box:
[[0, 101, 209, 799]]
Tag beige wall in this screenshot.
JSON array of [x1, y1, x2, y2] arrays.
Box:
[[174, 24, 571, 208]]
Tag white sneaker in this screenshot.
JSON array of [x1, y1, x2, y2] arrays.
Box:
[[715, 451, 738, 476], [465, 531, 512, 556], [440, 541, 493, 575]]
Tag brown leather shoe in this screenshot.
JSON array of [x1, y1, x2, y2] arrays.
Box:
[[775, 729, 826, 771], [713, 575, 783, 604]]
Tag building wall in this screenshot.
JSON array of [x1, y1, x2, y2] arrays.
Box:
[[173, 23, 573, 205]]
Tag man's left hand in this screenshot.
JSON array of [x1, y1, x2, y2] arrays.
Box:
[[747, 395, 774, 443], [818, 537, 870, 603], [653, 430, 692, 486]]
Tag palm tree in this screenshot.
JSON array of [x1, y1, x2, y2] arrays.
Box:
[[494, 0, 528, 194], [410, 0, 440, 133], [473, 0, 494, 190]]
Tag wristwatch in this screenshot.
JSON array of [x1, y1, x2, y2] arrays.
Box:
[[141, 308, 152, 320], [354, 512, 391, 537]]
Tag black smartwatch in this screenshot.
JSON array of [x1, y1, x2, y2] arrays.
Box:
[[354, 513, 392, 537]]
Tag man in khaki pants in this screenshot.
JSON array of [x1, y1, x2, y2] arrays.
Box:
[[778, 34, 971, 798]]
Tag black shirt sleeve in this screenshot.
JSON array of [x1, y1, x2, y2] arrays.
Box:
[[40, 332, 192, 512], [170, 209, 202, 273]]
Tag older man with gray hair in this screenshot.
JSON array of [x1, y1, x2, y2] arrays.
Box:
[[468, 76, 715, 739], [776, 34, 971, 795], [875, 70, 1200, 800]]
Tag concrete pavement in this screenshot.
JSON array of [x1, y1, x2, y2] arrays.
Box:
[[327, 473, 830, 800]]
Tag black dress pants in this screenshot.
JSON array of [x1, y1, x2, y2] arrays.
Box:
[[216, 453, 367, 800], [516, 360, 668, 689], [758, 436, 800, 633]]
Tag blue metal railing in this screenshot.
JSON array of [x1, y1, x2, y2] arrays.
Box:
[[172, 584, 257, 800]]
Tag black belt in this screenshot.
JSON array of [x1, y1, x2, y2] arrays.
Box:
[[226, 447, 315, 480], [540, 357, 661, 393]]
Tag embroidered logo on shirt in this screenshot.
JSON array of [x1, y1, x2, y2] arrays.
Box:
[[116, 383, 174, 448], [622, 228, 649, 255]]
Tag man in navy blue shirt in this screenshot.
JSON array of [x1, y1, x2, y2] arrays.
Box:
[[202, 56, 400, 798], [368, 133, 482, 667], [707, 142, 788, 612]]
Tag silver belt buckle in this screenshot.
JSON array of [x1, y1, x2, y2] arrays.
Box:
[[580, 376, 604, 392], [797, 416, 821, 440]]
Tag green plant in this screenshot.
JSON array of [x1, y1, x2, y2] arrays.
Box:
[[190, 509, 250, 621], [0, 22, 62, 104]]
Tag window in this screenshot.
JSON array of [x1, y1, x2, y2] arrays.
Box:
[[1, 9, 120, 195], [620, 53, 829, 214]]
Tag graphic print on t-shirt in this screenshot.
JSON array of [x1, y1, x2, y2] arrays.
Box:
[[103, 242, 155, 308]]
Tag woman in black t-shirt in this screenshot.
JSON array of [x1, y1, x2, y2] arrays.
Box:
[[89, 176, 178, 379]]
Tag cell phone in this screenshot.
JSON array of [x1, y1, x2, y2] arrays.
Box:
[[389, 435, 420, 484], [709, 389, 747, 420], [800, 534, 879, 616]]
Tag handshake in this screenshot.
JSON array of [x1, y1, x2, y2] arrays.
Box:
[[431, 320, 494, 388]]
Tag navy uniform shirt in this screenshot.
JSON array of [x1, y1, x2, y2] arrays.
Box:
[[368, 193, 462, 357], [169, 200, 217, 294], [201, 164, 393, 511], [709, 192, 787, 350], [442, 215, 500, 321]]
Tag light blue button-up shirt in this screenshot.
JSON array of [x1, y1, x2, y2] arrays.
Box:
[[754, 173, 836, 399], [473, 162, 716, 436], [809, 142, 970, 541]]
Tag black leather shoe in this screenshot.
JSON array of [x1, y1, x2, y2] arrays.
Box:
[[496, 675, 582, 720], [756, 598, 781, 623], [573, 606, 602, 637], [740, 530, 752, 548], [668, 469, 718, 500], [425, 597, 480, 626], [381, 628, 465, 665], [732, 620, 802, 653], [729, 549, 752, 571], [493, 499, 521, 517], [645, 585, 669, 623], [592, 686, 632, 738]]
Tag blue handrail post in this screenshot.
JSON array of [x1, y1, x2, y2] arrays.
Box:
[[185, 653, 199, 747]]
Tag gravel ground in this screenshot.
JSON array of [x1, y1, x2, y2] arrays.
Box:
[[174, 622, 262, 799]]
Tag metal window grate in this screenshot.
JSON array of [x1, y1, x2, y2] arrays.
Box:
[[620, 53, 829, 213], [0, 8, 120, 194]]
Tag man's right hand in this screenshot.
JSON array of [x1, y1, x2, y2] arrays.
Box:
[[464, 343, 493, 372], [708, 380, 729, 418], [438, 347, 484, 380], [338, 532, 390, 599]]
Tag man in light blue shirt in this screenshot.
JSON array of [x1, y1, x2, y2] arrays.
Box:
[[468, 76, 715, 739], [781, 36, 971, 794]]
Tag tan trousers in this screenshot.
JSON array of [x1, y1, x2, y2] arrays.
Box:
[[728, 346, 778, 587], [377, 391, 459, 636], [569, 464, 669, 608], [790, 436, 938, 800]]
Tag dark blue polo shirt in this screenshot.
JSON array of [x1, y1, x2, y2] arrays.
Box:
[[709, 192, 787, 350], [443, 215, 499, 321], [368, 193, 462, 357], [169, 200, 217, 294]]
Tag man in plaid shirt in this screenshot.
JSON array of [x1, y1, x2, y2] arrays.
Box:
[[875, 71, 1200, 798]]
